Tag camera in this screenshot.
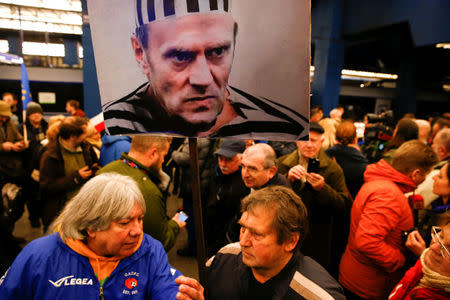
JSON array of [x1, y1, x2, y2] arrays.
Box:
[[361, 110, 395, 163]]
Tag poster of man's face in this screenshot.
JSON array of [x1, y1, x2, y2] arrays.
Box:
[[88, 0, 310, 140]]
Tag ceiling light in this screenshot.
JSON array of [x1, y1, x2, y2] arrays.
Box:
[[436, 43, 450, 50], [0, 0, 81, 12], [310, 66, 398, 81]]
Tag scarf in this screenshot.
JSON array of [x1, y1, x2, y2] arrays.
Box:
[[417, 248, 450, 291]]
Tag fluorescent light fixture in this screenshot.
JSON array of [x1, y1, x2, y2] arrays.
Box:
[[0, 0, 81, 12], [0, 39, 84, 58], [22, 41, 65, 57], [436, 43, 450, 50], [0, 3, 82, 34], [0, 39, 8, 52], [310, 66, 398, 81], [0, 18, 82, 34]]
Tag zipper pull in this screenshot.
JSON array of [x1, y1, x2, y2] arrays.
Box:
[[99, 286, 104, 300]]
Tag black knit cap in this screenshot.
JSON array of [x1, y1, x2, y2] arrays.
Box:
[[26, 102, 43, 116]]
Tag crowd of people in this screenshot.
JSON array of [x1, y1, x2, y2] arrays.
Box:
[[0, 93, 449, 299]]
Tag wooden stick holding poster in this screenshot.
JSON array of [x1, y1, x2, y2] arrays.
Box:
[[188, 138, 207, 284]]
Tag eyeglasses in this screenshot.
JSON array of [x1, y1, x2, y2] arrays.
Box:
[[431, 226, 450, 261], [240, 164, 267, 176]]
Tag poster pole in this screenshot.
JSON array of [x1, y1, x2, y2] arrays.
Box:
[[188, 137, 207, 285]]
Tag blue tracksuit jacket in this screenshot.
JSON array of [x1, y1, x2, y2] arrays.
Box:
[[0, 233, 182, 299]]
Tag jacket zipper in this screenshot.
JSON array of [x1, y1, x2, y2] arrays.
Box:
[[99, 286, 104, 300]]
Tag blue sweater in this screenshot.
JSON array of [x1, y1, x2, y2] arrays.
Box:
[[0, 233, 181, 299]]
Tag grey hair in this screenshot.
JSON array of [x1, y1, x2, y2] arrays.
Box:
[[244, 143, 277, 169], [51, 173, 146, 242], [435, 128, 450, 152]]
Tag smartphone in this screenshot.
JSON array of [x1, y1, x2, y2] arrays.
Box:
[[178, 211, 188, 222], [307, 158, 320, 173]]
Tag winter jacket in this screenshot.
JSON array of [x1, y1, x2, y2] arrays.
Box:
[[277, 149, 352, 275], [39, 139, 99, 227], [99, 135, 131, 166], [97, 153, 179, 251], [325, 144, 368, 199], [205, 165, 250, 255], [21, 118, 48, 174], [171, 138, 216, 198], [0, 233, 180, 299], [339, 159, 416, 299], [389, 253, 450, 300], [0, 119, 25, 179], [206, 243, 346, 300]]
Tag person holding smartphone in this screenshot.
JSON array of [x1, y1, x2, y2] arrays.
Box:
[[277, 122, 352, 278]]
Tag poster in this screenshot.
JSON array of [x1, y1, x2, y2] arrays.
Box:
[[88, 0, 310, 140]]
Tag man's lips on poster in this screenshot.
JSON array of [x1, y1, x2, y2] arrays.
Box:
[[185, 95, 215, 101]]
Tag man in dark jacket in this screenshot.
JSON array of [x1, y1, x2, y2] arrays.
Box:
[[39, 117, 99, 230], [205, 139, 249, 256], [277, 122, 352, 277], [21, 102, 48, 228], [206, 186, 345, 300], [0, 100, 29, 227]]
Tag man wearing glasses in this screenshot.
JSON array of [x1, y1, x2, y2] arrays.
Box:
[[240, 143, 290, 191], [390, 213, 450, 299]]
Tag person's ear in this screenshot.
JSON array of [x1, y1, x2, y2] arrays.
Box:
[[86, 229, 96, 239], [409, 168, 425, 184], [283, 233, 299, 252], [131, 36, 150, 76], [267, 165, 277, 178], [147, 147, 158, 160]]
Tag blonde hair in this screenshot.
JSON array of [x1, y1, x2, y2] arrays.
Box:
[[392, 140, 438, 174], [129, 136, 171, 153]]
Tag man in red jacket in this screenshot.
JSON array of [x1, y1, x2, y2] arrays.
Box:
[[339, 140, 438, 299]]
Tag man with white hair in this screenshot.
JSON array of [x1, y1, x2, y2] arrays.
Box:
[[0, 173, 204, 299], [415, 119, 431, 144], [102, 0, 308, 139]]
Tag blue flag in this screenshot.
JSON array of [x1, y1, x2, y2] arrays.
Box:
[[21, 62, 32, 111]]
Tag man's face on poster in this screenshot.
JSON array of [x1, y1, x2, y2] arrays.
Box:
[[133, 13, 235, 127]]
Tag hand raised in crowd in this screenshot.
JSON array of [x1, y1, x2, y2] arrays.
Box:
[[175, 276, 204, 300], [305, 172, 325, 191], [405, 230, 426, 256], [77, 166, 93, 179], [287, 165, 307, 182], [12, 140, 29, 152], [2, 141, 14, 151], [172, 212, 187, 229]]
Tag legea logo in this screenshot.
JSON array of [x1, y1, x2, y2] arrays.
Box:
[[49, 275, 93, 287]]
